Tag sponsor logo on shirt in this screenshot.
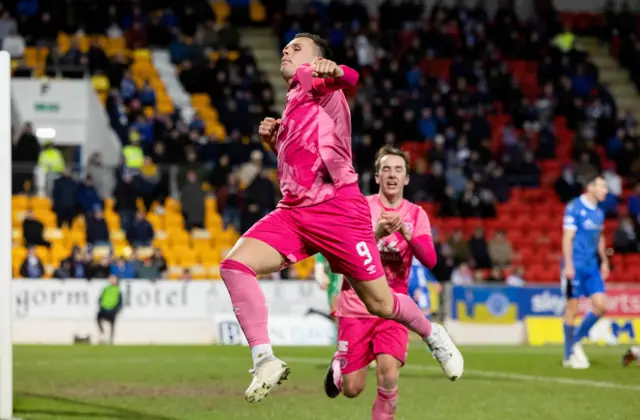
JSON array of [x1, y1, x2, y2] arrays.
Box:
[[377, 239, 402, 262]]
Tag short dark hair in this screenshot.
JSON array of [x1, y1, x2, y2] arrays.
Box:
[[294, 32, 332, 58], [584, 172, 604, 186], [374, 145, 411, 173]]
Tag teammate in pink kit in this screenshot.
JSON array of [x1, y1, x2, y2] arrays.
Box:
[[323, 146, 463, 419], [218, 33, 463, 404]]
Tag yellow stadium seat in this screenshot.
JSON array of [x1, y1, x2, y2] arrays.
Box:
[[152, 230, 169, 250], [191, 93, 210, 107], [157, 100, 175, 115], [190, 264, 207, 280], [107, 37, 126, 50], [78, 35, 90, 52], [200, 248, 220, 267], [72, 215, 86, 231], [12, 228, 23, 247], [69, 230, 86, 247], [136, 246, 154, 260], [169, 229, 190, 249], [92, 74, 110, 91], [217, 228, 238, 246], [208, 265, 221, 279], [165, 198, 182, 213], [212, 1, 231, 23], [165, 214, 185, 232], [136, 198, 146, 212], [12, 210, 26, 228], [146, 213, 164, 231], [51, 246, 69, 264], [178, 251, 197, 268], [12, 195, 28, 210], [197, 106, 219, 121], [134, 49, 152, 61], [33, 210, 57, 228], [226, 51, 240, 61], [205, 212, 222, 232], [34, 246, 51, 265], [114, 245, 133, 259], [250, 0, 267, 22], [143, 106, 155, 118], [205, 197, 218, 213], [167, 266, 183, 280], [104, 212, 121, 230], [30, 196, 51, 210], [13, 246, 27, 262]]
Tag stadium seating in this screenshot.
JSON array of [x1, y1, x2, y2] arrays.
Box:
[[9, 1, 640, 283]]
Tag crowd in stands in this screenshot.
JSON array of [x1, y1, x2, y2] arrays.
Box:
[[6, 0, 640, 284], [276, 0, 640, 281]]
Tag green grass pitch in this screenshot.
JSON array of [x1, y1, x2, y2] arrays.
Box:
[[12, 344, 640, 419]]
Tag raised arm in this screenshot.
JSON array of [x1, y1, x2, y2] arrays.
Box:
[[312, 64, 359, 95]]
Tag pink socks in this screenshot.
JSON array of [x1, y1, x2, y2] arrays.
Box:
[[372, 386, 398, 420], [391, 293, 433, 339], [220, 260, 270, 349]]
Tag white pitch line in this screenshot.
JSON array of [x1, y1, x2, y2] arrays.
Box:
[[283, 356, 640, 392], [14, 354, 640, 392]]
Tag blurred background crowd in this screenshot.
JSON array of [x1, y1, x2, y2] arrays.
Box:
[[5, 0, 640, 284]]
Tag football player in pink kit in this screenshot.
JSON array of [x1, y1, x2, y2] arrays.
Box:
[[323, 146, 463, 419], [219, 33, 463, 404]]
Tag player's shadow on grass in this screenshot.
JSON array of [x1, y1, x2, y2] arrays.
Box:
[[15, 392, 181, 420]]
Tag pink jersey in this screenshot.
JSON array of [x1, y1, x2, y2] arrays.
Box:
[[275, 64, 359, 208], [336, 195, 433, 318]]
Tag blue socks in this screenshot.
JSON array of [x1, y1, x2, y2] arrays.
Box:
[[575, 312, 600, 342], [563, 323, 575, 361]]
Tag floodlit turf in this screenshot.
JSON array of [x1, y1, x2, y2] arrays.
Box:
[[12, 344, 640, 420]]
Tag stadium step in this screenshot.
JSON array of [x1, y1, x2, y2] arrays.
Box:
[[153, 51, 195, 122], [240, 27, 287, 111], [578, 36, 640, 122]]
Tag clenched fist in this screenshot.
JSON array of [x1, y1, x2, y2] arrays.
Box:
[[311, 57, 344, 78], [258, 117, 281, 150]]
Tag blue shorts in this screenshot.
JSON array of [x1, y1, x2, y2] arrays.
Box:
[[562, 265, 605, 299]]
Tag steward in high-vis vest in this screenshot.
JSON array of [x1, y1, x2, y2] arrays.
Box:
[[37, 140, 65, 173], [97, 275, 123, 344], [122, 131, 144, 170], [552, 30, 576, 54]]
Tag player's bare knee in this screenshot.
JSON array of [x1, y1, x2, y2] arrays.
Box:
[[223, 238, 284, 275], [342, 380, 365, 398], [563, 299, 578, 323], [363, 297, 395, 319], [592, 303, 606, 317]]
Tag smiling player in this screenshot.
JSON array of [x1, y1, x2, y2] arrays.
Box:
[[219, 33, 462, 404], [323, 146, 463, 419]]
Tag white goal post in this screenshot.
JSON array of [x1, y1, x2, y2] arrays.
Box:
[[0, 51, 13, 420]]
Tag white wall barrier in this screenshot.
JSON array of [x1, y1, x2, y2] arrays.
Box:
[[12, 279, 331, 345]]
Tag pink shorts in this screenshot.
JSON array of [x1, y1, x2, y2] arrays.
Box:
[[243, 185, 384, 281], [336, 317, 409, 374]]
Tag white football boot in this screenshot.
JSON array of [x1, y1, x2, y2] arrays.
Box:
[[563, 353, 589, 369], [245, 357, 290, 403], [572, 342, 590, 368], [426, 323, 464, 380]]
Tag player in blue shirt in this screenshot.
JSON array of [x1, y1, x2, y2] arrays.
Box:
[[408, 256, 441, 320], [561, 174, 609, 369]]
